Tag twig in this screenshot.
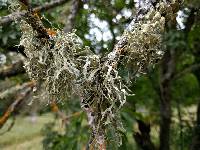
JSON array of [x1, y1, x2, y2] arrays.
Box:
[[50, 101, 82, 124], [24, 10, 50, 39], [0, 116, 16, 135], [0, 81, 35, 128], [64, 111, 82, 121], [0, 0, 70, 26]]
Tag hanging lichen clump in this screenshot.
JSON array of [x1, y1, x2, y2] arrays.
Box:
[[9, 0, 181, 148]]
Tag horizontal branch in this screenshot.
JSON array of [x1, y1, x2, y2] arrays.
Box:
[[0, 60, 25, 80], [0, 0, 70, 26], [0, 80, 35, 100]]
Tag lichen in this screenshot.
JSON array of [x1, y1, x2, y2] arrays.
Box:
[[124, 6, 165, 74], [10, 0, 180, 148]]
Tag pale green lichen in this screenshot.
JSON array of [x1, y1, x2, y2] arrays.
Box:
[[11, 0, 179, 147], [124, 7, 165, 74]]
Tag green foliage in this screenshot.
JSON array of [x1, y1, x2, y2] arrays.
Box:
[[188, 24, 200, 51], [42, 113, 89, 150], [171, 124, 194, 150], [172, 73, 200, 105]]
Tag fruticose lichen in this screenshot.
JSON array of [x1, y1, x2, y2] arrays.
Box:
[[10, 0, 180, 148]]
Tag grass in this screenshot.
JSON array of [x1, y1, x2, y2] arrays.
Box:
[[0, 113, 56, 150], [3, 136, 43, 150]]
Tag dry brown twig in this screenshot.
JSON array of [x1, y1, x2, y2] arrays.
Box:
[[0, 81, 35, 128], [0, 116, 16, 135]]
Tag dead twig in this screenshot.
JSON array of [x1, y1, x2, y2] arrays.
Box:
[[0, 116, 16, 135], [0, 81, 35, 128]]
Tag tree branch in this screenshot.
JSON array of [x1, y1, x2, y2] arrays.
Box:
[[0, 81, 35, 100], [0, 81, 35, 128], [0, 0, 70, 26], [0, 116, 16, 135], [159, 49, 176, 150], [0, 60, 25, 80], [50, 101, 82, 124]]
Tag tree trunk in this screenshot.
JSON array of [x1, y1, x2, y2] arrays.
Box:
[[159, 49, 175, 150], [191, 49, 200, 150]]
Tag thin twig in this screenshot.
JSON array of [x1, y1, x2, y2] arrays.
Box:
[[50, 101, 82, 124]]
